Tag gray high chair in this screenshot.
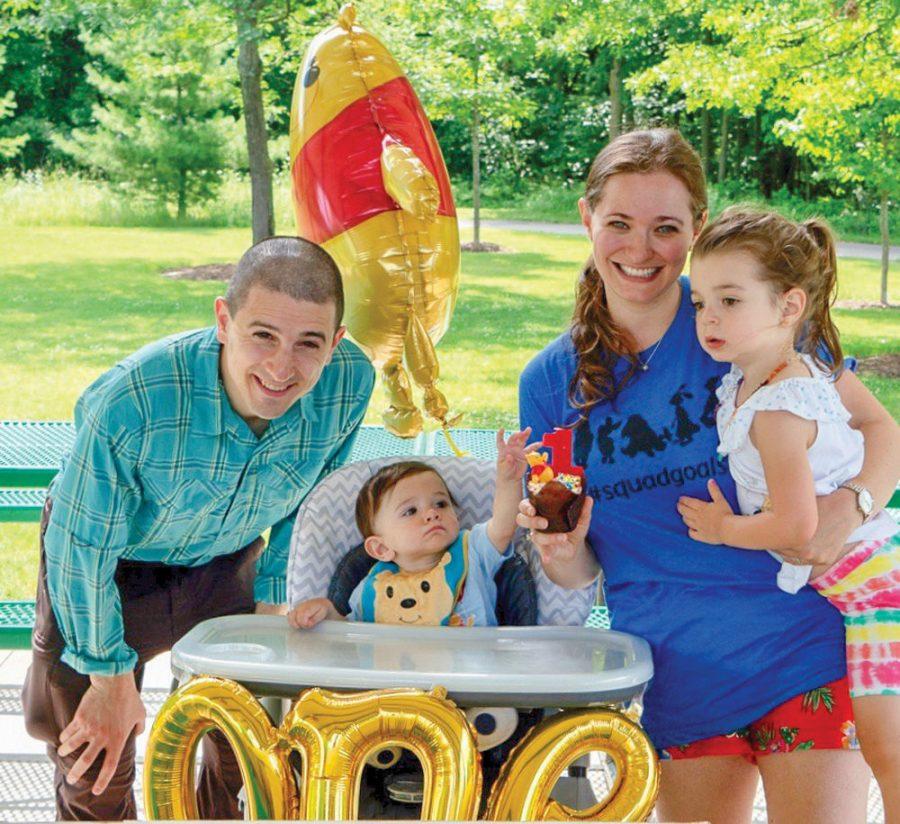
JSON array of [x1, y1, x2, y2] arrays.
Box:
[[286, 456, 602, 814]]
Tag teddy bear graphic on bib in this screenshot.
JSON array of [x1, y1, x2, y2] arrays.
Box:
[[358, 532, 472, 626]]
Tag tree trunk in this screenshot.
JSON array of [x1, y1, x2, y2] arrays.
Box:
[[176, 79, 186, 221], [880, 190, 890, 306], [471, 54, 481, 247], [717, 109, 729, 185], [701, 108, 711, 178], [608, 55, 622, 140], [236, 6, 274, 243], [734, 117, 745, 162], [753, 108, 762, 194], [177, 169, 187, 220]]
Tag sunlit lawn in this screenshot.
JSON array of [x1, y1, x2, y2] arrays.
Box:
[[1, 224, 897, 598]]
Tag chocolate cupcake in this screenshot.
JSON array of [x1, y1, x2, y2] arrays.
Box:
[[528, 473, 585, 533]]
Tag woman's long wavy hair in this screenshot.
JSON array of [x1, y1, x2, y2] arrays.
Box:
[[692, 207, 843, 374], [570, 129, 707, 418]]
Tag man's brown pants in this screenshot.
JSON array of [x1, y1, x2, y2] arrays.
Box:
[[22, 500, 265, 821]]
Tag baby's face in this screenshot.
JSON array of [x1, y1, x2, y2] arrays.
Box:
[[371, 471, 460, 569]]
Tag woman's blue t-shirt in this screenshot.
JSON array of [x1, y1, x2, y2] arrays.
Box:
[[518, 278, 846, 748]]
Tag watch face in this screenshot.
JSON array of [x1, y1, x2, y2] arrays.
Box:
[[859, 488, 874, 515]]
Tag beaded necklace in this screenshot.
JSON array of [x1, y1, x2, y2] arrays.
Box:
[[731, 359, 790, 419]]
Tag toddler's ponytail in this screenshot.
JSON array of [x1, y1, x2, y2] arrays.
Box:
[[801, 219, 843, 374]]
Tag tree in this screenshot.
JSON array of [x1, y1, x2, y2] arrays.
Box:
[[0, 45, 28, 160], [58, 7, 232, 219], [0, 11, 94, 170], [233, 1, 275, 241], [632, 0, 898, 302], [537, 0, 679, 141]]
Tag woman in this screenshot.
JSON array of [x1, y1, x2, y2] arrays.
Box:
[[518, 129, 899, 823]]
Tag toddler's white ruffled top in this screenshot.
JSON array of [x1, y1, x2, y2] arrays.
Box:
[[716, 354, 896, 548]]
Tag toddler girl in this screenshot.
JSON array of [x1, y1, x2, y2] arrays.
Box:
[[679, 207, 899, 816]]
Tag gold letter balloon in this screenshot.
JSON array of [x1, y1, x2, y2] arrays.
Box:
[[144, 678, 658, 821], [142, 676, 297, 820], [290, 4, 461, 439], [484, 708, 659, 821]]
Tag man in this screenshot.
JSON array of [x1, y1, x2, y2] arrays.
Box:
[[22, 236, 375, 820]]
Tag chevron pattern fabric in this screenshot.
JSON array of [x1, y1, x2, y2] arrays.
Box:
[[286, 457, 597, 626]]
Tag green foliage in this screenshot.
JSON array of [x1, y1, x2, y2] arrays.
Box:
[[381, 0, 537, 130], [633, 0, 899, 197], [0, 167, 297, 227], [2, 0, 895, 242], [0, 46, 29, 160], [0, 17, 94, 168], [55, 5, 234, 218]]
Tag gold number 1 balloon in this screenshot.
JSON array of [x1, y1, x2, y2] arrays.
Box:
[[290, 4, 461, 439]]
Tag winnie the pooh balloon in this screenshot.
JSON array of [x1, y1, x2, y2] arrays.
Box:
[[290, 4, 460, 438]]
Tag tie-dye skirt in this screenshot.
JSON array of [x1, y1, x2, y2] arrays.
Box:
[[810, 534, 900, 697]]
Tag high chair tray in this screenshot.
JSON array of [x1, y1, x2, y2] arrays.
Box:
[[170, 616, 653, 707]]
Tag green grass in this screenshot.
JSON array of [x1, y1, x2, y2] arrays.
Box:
[[0, 169, 298, 229], [1, 223, 897, 599]]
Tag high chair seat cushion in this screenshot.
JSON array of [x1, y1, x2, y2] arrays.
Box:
[[287, 456, 596, 626]]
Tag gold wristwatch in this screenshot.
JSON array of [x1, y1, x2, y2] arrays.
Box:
[[838, 481, 874, 522]]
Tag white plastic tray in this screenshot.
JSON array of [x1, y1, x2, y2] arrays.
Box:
[[171, 616, 653, 707]]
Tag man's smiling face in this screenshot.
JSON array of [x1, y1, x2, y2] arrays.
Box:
[[215, 285, 344, 435]]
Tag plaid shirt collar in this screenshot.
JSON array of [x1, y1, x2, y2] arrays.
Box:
[[189, 327, 319, 441]]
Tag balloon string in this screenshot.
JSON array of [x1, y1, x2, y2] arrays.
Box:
[[440, 424, 467, 457]]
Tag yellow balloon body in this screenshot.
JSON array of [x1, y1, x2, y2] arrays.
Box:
[[290, 4, 460, 437], [484, 707, 659, 821]]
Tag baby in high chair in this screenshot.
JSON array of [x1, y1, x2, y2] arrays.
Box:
[[288, 428, 531, 629]]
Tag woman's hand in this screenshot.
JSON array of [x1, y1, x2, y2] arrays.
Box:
[[779, 488, 858, 567], [517, 496, 599, 588]]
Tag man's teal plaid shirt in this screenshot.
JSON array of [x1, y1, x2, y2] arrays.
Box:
[[44, 326, 374, 676]]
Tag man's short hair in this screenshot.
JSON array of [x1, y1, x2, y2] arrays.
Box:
[[226, 236, 344, 327]]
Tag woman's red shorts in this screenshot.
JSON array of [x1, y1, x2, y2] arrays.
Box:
[[659, 676, 859, 763]]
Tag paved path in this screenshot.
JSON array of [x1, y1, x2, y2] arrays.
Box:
[[460, 219, 898, 261]]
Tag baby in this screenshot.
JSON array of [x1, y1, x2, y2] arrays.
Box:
[[288, 428, 531, 628]]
